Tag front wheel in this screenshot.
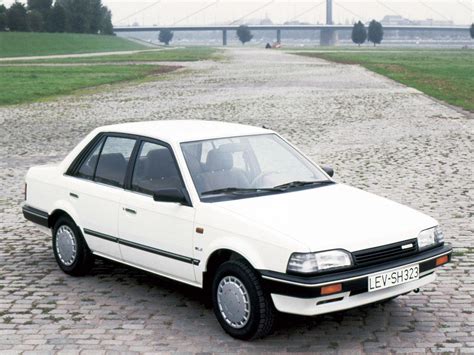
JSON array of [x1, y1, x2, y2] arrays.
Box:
[[52, 216, 94, 276], [212, 260, 275, 340]]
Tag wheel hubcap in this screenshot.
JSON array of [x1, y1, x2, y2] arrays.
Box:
[[217, 276, 250, 329], [56, 225, 77, 266]]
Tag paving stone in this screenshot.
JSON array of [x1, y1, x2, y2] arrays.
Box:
[[0, 49, 472, 352]]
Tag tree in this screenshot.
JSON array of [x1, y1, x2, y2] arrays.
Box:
[[7, 1, 29, 31], [57, 0, 113, 35], [99, 6, 113, 35], [88, 0, 102, 34], [470, 23, 474, 39], [47, 2, 66, 32], [368, 19, 383, 46], [27, 9, 44, 31], [236, 25, 253, 45], [64, 0, 89, 33], [0, 5, 7, 31], [351, 21, 367, 46], [27, 0, 52, 18], [159, 29, 173, 45]]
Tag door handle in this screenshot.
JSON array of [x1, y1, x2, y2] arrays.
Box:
[[123, 207, 137, 215], [69, 193, 79, 199]]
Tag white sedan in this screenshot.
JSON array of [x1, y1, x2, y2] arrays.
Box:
[[23, 120, 452, 339]]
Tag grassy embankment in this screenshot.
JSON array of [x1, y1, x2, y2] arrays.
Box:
[[0, 32, 219, 106], [295, 49, 474, 112], [0, 32, 148, 57]]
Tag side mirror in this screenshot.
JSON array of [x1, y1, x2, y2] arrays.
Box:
[[321, 165, 334, 177], [153, 188, 189, 205]]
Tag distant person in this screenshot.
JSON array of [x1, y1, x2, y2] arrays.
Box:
[[265, 43, 272, 49]]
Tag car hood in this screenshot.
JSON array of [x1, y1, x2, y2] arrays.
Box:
[[213, 183, 437, 252]]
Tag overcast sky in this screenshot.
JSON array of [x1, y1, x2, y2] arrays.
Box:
[[1, 0, 472, 25]]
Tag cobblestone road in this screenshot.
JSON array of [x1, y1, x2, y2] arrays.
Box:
[[0, 49, 473, 353]]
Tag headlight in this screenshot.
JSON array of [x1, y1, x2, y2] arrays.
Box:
[[417, 226, 444, 250], [287, 250, 352, 274]]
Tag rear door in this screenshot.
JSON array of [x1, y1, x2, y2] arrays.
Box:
[[66, 134, 137, 260]]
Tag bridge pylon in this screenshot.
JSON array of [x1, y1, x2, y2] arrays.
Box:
[[222, 29, 227, 46], [320, 0, 337, 46]]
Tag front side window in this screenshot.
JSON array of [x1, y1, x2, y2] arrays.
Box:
[[131, 141, 183, 195], [181, 134, 331, 199], [94, 136, 136, 187]]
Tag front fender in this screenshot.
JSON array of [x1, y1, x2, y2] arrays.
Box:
[[203, 236, 267, 271], [195, 230, 295, 286]]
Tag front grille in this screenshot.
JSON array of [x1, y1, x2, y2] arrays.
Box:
[[352, 238, 418, 267]]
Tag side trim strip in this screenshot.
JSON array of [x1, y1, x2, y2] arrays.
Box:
[[83, 228, 118, 243], [83, 228, 199, 265]]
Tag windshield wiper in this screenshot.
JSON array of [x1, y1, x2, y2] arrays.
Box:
[[201, 187, 280, 196], [273, 180, 335, 190], [201, 181, 334, 196]]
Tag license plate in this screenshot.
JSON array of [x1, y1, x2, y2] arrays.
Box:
[[368, 264, 419, 292]]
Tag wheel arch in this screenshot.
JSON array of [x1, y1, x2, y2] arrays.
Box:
[[48, 200, 81, 229], [202, 245, 264, 294], [48, 209, 74, 228]]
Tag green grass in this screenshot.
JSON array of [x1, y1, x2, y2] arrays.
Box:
[[0, 65, 175, 105], [295, 49, 474, 111], [0, 45, 220, 106], [286, 46, 463, 52], [0, 32, 148, 58], [4, 46, 221, 63]]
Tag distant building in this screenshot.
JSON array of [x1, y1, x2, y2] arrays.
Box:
[[282, 20, 311, 26], [260, 17, 273, 25], [380, 15, 454, 27], [381, 15, 412, 25], [412, 18, 454, 26]]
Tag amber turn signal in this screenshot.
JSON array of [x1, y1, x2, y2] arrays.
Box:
[[436, 255, 449, 266], [321, 283, 342, 295]]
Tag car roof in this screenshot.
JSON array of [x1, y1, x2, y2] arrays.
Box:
[[98, 120, 272, 144]]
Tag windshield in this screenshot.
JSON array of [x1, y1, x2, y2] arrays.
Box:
[[181, 134, 331, 199]]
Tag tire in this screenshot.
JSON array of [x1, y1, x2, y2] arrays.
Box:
[[212, 259, 275, 340], [52, 216, 94, 276]]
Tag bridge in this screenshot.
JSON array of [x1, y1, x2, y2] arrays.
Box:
[[113, 0, 470, 46], [114, 24, 469, 46]]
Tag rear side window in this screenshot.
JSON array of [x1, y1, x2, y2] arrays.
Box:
[[76, 137, 104, 180], [94, 137, 136, 187]]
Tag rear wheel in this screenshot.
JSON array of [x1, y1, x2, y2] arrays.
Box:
[[212, 260, 275, 340], [52, 216, 94, 276]]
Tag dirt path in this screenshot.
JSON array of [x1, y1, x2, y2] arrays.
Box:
[[0, 47, 175, 62]]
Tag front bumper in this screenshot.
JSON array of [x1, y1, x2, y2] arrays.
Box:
[[259, 244, 452, 316]]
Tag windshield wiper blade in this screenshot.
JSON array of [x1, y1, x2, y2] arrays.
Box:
[[201, 187, 280, 196], [201, 181, 334, 196], [273, 180, 334, 190]]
